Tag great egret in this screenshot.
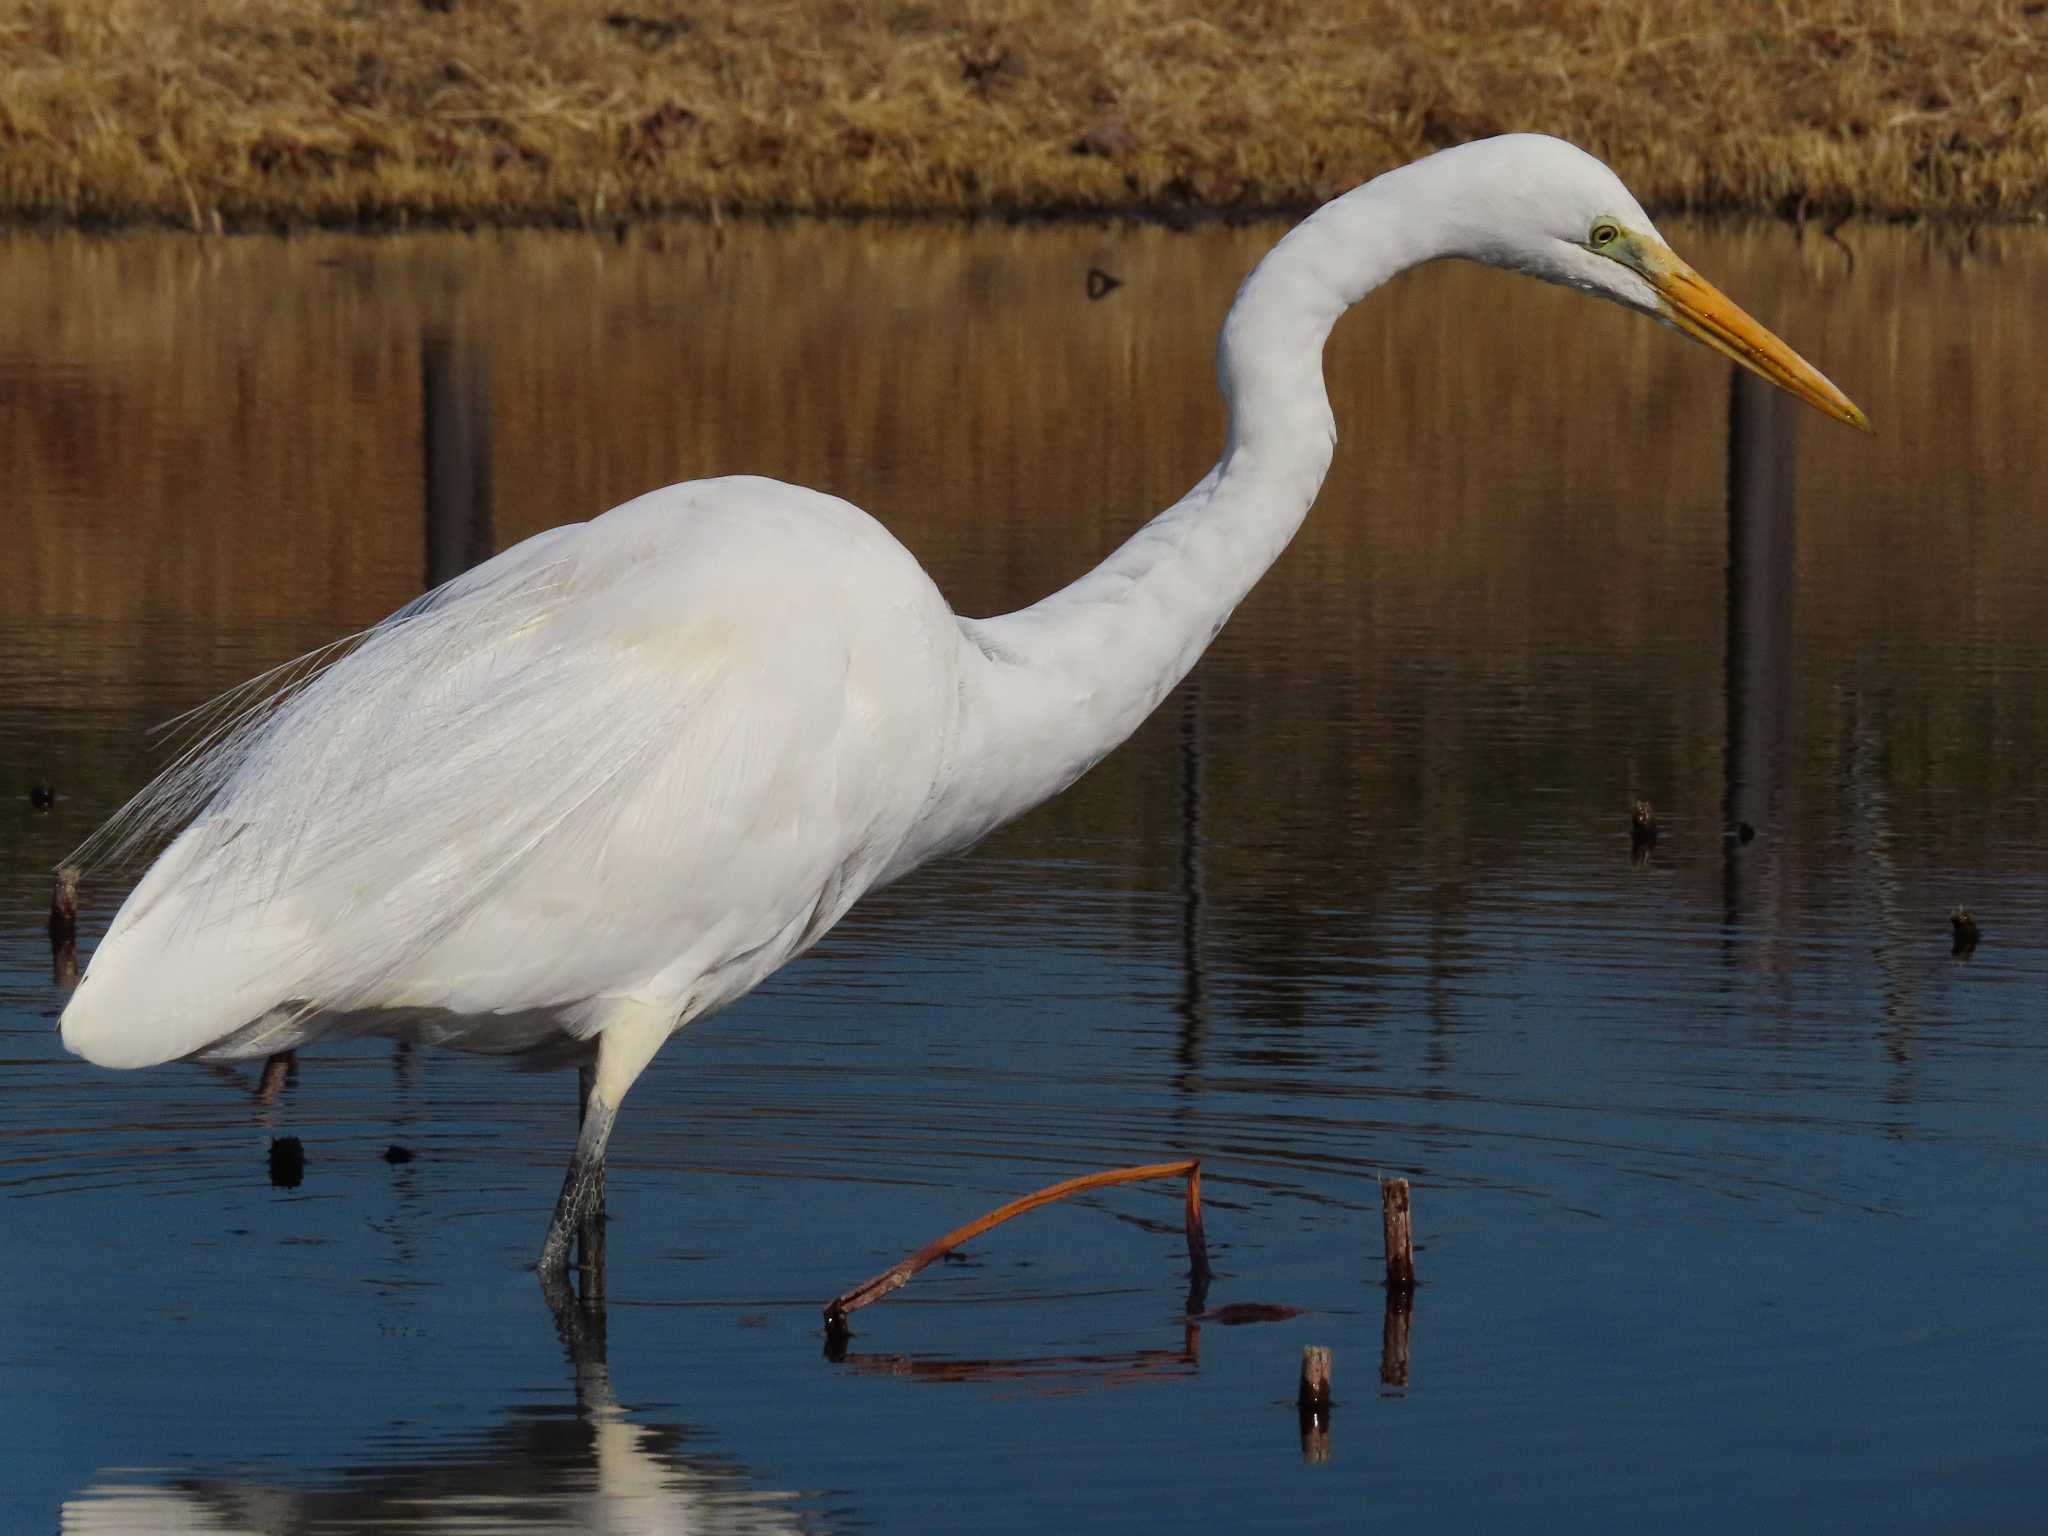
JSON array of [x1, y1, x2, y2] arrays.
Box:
[[59, 135, 1867, 1276]]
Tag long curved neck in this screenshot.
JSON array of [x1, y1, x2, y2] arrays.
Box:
[[900, 164, 1462, 872]]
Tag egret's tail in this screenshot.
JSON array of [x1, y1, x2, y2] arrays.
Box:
[[57, 830, 305, 1069], [59, 970, 180, 1069]]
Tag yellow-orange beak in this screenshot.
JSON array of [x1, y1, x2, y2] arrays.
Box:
[[1622, 237, 1870, 432]]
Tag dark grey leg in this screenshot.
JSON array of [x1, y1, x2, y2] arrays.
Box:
[[574, 1063, 606, 1298], [537, 1067, 617, 1277]]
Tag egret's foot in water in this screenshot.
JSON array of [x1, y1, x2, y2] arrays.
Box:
[[574, 1164, 607, 1300], [536, 1080, 616, 1278]]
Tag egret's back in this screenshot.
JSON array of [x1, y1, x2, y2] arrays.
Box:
[[60, 477, 965, 1069]]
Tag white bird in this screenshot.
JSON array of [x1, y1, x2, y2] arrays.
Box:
[[59, 135, 1868, 1275]]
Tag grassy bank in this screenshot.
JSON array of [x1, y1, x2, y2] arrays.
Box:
[[2, 0, 2045, 228]]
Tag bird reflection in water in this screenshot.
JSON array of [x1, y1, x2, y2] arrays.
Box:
[[60, 1272, 1251, 1532], [61, 1287, 823, 1536]]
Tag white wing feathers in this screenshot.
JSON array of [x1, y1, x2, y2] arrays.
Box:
[[61, 479, 958, 1068]]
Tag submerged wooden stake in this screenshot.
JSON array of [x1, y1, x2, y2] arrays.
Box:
[[1298, 1344, 1333, 1463], [48, 866, 78, 945], [1298, 1345, 1332, 1413], [824, 1158, 1208, 1332], [1381, 1177, 1416, 1294], [49, 866, 79, 988]]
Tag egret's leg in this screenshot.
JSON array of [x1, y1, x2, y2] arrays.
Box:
[[255, 1050, 295, 1106], [574, 1062, 607, 1297], [538, 1081, 615, 1278], [535, 1001, 671, 1277]]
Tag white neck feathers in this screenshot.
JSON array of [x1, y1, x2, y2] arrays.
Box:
[[892, 158, 1471, 875]]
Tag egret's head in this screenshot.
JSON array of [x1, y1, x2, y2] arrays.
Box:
[[1432, 135, 1869, 431]]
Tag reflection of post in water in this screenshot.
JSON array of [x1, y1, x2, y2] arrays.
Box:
[[1378, 1175, 1417, 1393], [415, 331, 500, 1269], [1174, 680, 1207, 1074], [374, 1040, 428, 1280], [421, 332, 496, 590], [1380, 1288, 1413, 1392], [1722, 364, 1798, 922], [1171, 685, 1211, 1314]]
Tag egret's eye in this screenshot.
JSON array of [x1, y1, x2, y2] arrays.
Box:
[[1589, 220, 1623, 248]]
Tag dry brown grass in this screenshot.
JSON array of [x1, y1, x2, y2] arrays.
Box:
[[1, 0, 2045, 227]]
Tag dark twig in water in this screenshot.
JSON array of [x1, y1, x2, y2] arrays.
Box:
[[822, 1158, 1209, 1335]]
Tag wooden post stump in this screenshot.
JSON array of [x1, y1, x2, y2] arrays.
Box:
[[1298, 1345, 1332, 1463], [1297, 1344, 1332, 1413], [49, 866, 79, 988], [48, 866, 78, 945], [1381, 1177, 1416, 1293]]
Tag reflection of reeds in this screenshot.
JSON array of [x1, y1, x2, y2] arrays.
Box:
[[6, 217, 2044, 925], [1, 1, 2045, 225]]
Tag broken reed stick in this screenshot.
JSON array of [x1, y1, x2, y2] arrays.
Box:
[[1381, 1177, 1416, 1294], [824, 1158, 1209, 1331]]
